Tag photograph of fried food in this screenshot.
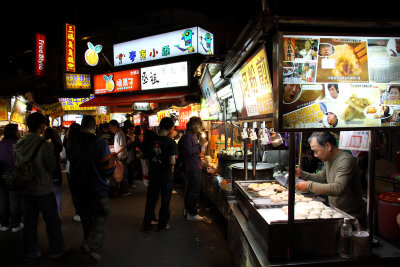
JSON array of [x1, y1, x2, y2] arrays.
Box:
[[344, 94, 370, 121], [330, 44, 362, 77]]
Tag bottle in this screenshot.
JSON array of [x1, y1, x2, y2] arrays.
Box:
[[339, 218, 353, 258]]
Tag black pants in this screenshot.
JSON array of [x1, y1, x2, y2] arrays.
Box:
[[75, 197, 109, 252], [184, 170, 202, 216], [143, 173, 173, 231], [23, 193, 64, 259], [0, 179, 22, 228]]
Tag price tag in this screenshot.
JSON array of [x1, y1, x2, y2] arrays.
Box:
[[250, 131, 258, 141], [241, 130, 248, 139]]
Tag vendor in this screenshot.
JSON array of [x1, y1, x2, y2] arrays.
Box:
[[295, 132, 366, 225]]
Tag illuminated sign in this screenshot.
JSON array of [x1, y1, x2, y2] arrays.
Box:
[[0, 98, 8, 121], [231, 44, 273, 118], [133, 114, 141, 125], [95, 114, 110, 125], [281, 35, 400, 129], [94, 69, 141, 95], [141, 61, 188, 90], [148, 114, 159, 127], [65, 73, 91, 89], [84, 42, 103, 66], [59, 95, 96, 110], [35, 33, 46, 77], [10, 99, 27, 124], [133, 102, 151, 111], [113, 27, 213, 66], [44, 102, 65, 119], [200, 67, 221, 116], [65, 24, 76, 72]]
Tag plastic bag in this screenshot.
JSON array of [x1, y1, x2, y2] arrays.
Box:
[[113, 159, 124, 183]]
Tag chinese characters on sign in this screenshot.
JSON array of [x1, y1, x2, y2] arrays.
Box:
[[35, 33, 46, 77], [94, 69, 141, 95], [65, 74, 91, 89], [59, 95, 95, 110], [113, 27, 213, 66], [10, 99, 27, 124], [141, 62, 188, 90], [65, 24, 76, 72], [0, 98, 8, 121]]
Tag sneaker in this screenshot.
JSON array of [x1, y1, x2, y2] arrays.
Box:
[[157, 224, 170, 232], [73, 215, 81, 222], [0, 225, 9, 232], [81, 244, 101, 262], [187, 214, 204, 222], [151, 220, 158, 225], [172, 190, 178, 195], [11, 223, 24, 232]]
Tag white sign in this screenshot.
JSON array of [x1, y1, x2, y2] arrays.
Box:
[[141, 61, 188, 90], [339, 131, 370, 151], [148, 114, 159, 127], [133, 102, 151, 111], [113, 27, 213, 66]]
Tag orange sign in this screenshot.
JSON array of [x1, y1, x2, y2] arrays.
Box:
[[65, 23, 76, 72], [0, 98, 8, 121], [93, 69, 141, 95]]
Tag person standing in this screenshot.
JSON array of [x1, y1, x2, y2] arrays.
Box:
[[295, 132, 366, 225], [109, 120, 131, 196], [142, 117, 178, 231], [178, 117, 208, 222], [14, 112, 64, 264], [66, 115, 115, 262], [0, 123, 24, 232], [44, 118, 64, 214]]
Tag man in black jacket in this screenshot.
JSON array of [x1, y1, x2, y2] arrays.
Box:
[[66, 115, 115, 262]]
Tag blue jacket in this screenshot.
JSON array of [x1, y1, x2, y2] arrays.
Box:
[[66, 131, 115, 198]]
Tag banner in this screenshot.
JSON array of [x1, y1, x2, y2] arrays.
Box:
[[0, 98, 8, 121], [10, 99, 27, 124], [35, 33, 46, 77], [65, 23, 76, 72], [44, 102, 65, 119]]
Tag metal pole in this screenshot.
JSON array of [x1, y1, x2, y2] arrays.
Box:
[[287, 132, 296, 262], [367, 130, 376, 250], [244, 138, 248, 181], [223, 103, 228, 149], [252, 139, 257, 178]]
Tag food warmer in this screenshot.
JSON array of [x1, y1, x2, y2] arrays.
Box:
[[234, 180, 355, 260]]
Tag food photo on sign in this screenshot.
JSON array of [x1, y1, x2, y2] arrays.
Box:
[[368, 38, 400, 83]]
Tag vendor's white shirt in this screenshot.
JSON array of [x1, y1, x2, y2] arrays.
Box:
[[114, 129, 128, 160]]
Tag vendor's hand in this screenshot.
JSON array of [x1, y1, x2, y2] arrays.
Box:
[[295, 167, 303, 178], [111, 152, 118, 157], [295, 181, 308, 192]]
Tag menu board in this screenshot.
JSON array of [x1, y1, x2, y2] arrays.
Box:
[[231, 44, 273, 119], [282, 35, 400, 130]]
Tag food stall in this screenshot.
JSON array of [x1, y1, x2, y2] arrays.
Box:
[[202, 13, 400, 267]]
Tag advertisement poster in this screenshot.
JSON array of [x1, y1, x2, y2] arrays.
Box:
[[59, 95, 95, 110], [141, 61, 188, 90], [231, 45, 273, 118], [282, 35, 400, 129], [44, 102, 65, 119], [200, 67, 221, 116], [65, 74, 91, 90], [94, 69, 141, 95]]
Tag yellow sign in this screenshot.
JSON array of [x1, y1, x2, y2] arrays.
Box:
[[10, 99, 27, 124], [44, 102, 65, 119], [59, 95, 95, 110], [0, 98, 8, 121], [95, 114, 110, 125], [157, 110, 170, 123], [65, 73, 91, 89], [283, 103, 324, 129]]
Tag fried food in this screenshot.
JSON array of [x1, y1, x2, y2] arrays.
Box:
[[330, 44, 362, 77], [344, 94, 370, 121]]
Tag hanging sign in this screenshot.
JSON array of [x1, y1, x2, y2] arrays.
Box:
[[65, 73, 91, 89], [95, 114, 110, 125], [35, 33, 46, 77], [113, 27, 213, 66], [84, 42, 103, 66], [65, 23, 76, 72], [133, 102, 151, 111], [44, 102, 65, 119], [94, 69, 141, 95], [148, 114, 159, 127], [59, 95, 95, 110], [10, 99, 27, 124], [141, 61, 188, 90]]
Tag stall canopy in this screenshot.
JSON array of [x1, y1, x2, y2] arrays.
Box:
[[80, 91, 196, 107]]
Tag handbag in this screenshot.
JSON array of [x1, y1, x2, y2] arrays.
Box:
[[6, 139, 45, 191], [113, 158, 124, 183]]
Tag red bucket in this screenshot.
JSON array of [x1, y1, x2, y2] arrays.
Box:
[[376, 192, 400, 241]]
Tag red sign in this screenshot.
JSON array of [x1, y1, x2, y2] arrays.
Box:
[[178, 106, 192, 130], [93, 69, 141, 95], [35, 33, 46, 76], [133, 114, 141, 125], [65, 24, 76, 72]]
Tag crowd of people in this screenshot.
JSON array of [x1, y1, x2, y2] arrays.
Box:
[[0, 113, 209, 264]]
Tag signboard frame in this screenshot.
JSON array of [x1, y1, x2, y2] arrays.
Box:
[[275, 31, 400, 132]]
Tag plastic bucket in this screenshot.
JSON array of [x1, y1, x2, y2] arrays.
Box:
[[376, 192, 400, 240]]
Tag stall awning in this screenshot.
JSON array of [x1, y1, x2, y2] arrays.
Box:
[[80, 91, 196, 107]]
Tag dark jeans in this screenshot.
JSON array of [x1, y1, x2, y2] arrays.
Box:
[[184, 170, 202, 216], [119, 160, 130, 193], [143, 173, 173, 231], [0, 179, 22, 228], [23, 193, 64, 259], [75, 197, 109, 252]]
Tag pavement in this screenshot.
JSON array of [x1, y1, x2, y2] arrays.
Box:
[[0, 177, 233, 267]]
